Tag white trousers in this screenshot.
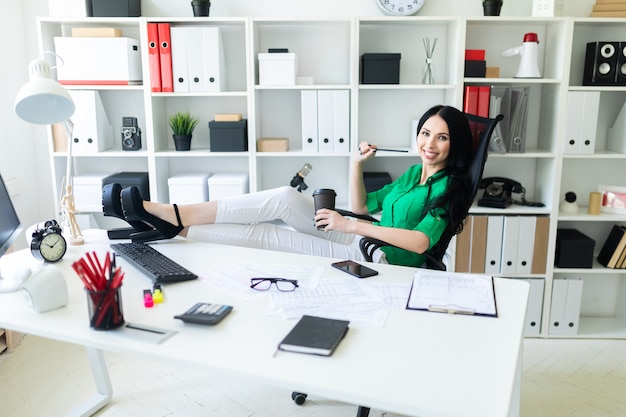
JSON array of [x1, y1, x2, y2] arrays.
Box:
[[187, 186, 386, 262]]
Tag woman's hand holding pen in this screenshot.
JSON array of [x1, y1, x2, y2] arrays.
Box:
[[356, 141, 377, 161], [357, 141, 409, 158]]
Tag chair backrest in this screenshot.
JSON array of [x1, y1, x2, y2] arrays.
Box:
[[423, 112, 503, 270]]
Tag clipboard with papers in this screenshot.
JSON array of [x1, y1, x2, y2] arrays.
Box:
[[406, 270, 498, 317]]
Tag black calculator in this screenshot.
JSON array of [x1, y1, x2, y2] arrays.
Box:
[[174, 302, 233, 325]]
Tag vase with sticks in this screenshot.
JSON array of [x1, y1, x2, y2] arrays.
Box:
[[422, 37, 438, 84]]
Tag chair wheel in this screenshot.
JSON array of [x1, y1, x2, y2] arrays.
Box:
[[291, 391, 307, 405]]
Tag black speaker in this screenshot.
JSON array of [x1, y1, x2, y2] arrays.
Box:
[[617, 42, 626, 85], [583, 42, 620, 86]]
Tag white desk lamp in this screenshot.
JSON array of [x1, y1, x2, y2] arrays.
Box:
[[14, 58, 84, 245]]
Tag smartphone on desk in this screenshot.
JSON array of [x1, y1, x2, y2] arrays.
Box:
[[331, 260, 378, 279]]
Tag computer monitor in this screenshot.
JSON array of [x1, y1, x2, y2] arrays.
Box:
[[0, 172, 24, 292]]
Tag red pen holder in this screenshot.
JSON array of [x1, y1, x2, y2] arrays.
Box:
[[86, 286, 125, 330]]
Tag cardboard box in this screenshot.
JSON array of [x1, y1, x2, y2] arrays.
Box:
[[54, 37, 142, 85], [73, 173, 111, 212], [168, 173, 211, 204], [208, 173, 249, 199], [215, 113, 243, 122], [209, 119, 248, 152], [259, 53, 298, 86], [71, 27, 122, 37], [257, 138, 289, 152], [360, 53, 401, 84], [486, 66, 500, 78], [52, 123, 68, 152], [555, 229, 595, 268]]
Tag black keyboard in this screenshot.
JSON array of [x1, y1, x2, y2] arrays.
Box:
[[110, 243, 198, 284]]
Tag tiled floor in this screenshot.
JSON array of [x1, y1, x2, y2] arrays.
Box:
[[1, 335, 626, 417]]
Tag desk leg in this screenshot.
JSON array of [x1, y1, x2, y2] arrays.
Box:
[[65, 348, 113, 417], [508, 339, 522, 417]]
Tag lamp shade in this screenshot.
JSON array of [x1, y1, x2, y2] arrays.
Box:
[[14, 59, 75, 125]]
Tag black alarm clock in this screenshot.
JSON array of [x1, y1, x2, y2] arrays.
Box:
[[31, 220, 67, 262]]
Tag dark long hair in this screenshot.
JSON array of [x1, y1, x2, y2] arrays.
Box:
[[416, 105, 473, 237]]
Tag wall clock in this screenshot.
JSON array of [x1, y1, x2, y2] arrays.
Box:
[[376, 0, 425, 16]]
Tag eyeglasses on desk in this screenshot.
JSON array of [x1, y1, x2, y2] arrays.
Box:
[[250, 277, 299, 292]]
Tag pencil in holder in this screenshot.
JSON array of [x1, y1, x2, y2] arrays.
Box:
[[86, 286, 125, 330]]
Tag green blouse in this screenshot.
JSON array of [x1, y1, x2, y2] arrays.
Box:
[[365, 164, 449, 267]]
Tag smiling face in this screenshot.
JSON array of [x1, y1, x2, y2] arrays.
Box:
[[416, 114, 450, 173]]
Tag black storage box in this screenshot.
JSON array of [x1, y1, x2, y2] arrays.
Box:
[[104, 172, 150, 201], [360, 53, 401, 84], [464, 60, 487, 77], [555, 228, 595, 268], [209, 119, 248, 152], [364, 172, 392, 193], [90, 0, 141, 17]]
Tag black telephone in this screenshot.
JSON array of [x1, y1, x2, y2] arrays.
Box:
[[478, 177, 545, 208], [478, 177, 523, 208]]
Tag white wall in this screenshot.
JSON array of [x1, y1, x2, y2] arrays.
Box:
[[0, 0, 52, 250], [0, 0, 597, 251]]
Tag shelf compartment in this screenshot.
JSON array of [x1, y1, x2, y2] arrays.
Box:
[[562, 90, 626, 156], [465, 18, 568, 80], [157, 19, 249, 93], [358, 17, 461, 87], [559, 159, 626, 214], [150, 95, 248, 153], [569, 19, 626, 88], [552, 273, 626, 339], [252, 19, 353, 87], [464, 83, 562, 154], [480, 157, 555, 208], [154, 156, 250, 203], [256, 156, 350, 206], [357, 89, 452, 151]]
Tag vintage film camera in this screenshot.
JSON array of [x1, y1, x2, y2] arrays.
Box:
[[121, 116, 142, 151]]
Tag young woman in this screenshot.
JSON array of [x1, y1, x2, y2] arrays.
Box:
[[113, 104, 473, 267]]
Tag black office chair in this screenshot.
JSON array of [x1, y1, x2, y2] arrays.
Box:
[[290, 112, 503, 417]]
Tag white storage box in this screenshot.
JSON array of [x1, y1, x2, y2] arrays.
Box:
[[207, 173, 249, 200], [48, 0, 90, 17], [54, 37, 142, 85], [168, 173, 211, 204], [73, 173, 110, 212], [258, 53, 298, 86]]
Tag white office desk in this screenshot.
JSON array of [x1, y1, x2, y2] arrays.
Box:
[[0, 230, 528, 417]]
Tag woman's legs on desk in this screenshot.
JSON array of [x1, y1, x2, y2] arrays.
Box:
[[132, 186, 384, 262]]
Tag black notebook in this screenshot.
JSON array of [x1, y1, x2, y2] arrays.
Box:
[[278, 315, 350, 356]]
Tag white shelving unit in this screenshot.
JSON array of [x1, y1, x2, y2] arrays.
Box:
[[553, 18, 626, 339], [37, 16, 626, 338]]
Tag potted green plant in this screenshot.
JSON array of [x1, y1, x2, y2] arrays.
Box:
[[168, 111, 199, 151], [191, 0, 211, 17]]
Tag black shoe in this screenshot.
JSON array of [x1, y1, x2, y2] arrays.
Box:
[[121, 186, 184, 243], [102, 183, 152, 239]]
